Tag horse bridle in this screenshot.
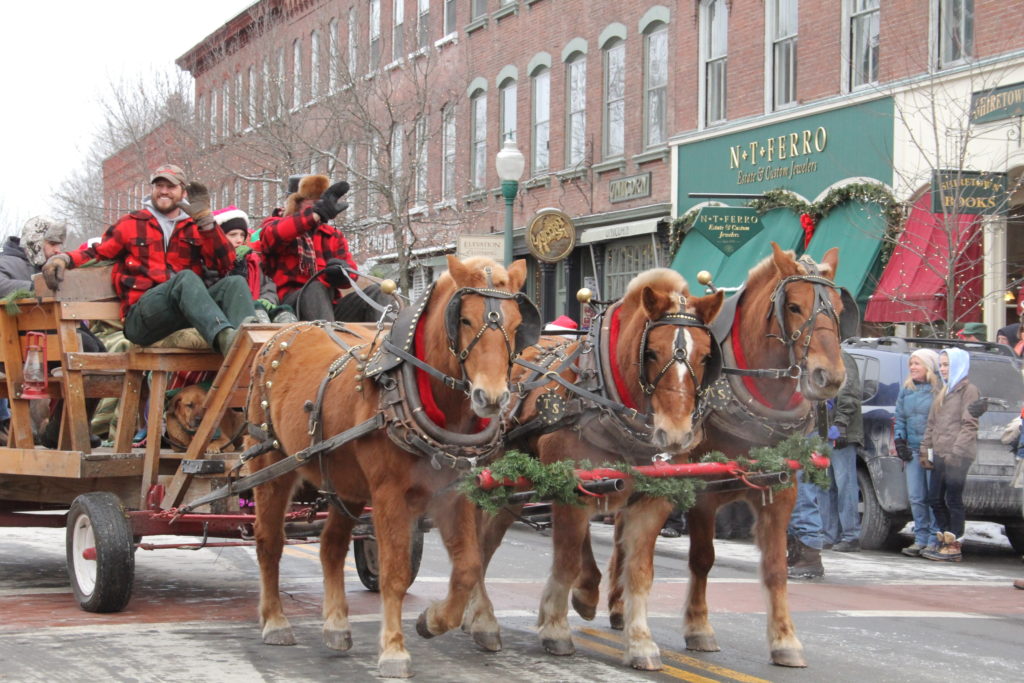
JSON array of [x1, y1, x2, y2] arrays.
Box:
[[763, 256, 843, 379], [636, 309, 723, 423]]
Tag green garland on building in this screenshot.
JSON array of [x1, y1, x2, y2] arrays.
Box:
[[669, 182, 905, 264]]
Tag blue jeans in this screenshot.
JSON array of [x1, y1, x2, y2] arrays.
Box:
[[927, 456, 971, 538], [904, 452, 936, 546], [0, 399, 9, 422], [789, 470, 827, 550], [821, 444, 861, 544]]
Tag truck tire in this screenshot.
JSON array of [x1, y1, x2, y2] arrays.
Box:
[[857, 468, 904, 551], [354, 526, 425, 592], [1004, 523, 1024, 555], [66, 492, 135, 613]]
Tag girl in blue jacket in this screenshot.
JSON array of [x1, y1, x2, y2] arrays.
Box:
[[893, 348, 942, 556]]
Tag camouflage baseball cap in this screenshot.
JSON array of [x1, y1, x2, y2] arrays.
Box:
[[150, 163, 187, 187]]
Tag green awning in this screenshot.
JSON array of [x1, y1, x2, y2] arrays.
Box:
[[802, 200, 886, 303], [671, 208, 803, 291]]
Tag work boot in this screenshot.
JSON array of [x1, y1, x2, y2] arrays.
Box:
[[787, 542, 824, 579], [787, 533, 801, 567], [921, 531, 962, 562], [832, 539, 860, 553], [274, 309, 298, 324]]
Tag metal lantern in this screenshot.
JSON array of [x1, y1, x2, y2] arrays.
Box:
[[20, 331, 48, 400]]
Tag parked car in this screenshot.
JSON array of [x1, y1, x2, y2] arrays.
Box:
[[842, 337, 1024, 552]]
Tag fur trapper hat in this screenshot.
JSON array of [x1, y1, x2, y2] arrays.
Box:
[[21, 215, 67, 267], [213, 206, 250, 235], [285, 174, 330, 215]]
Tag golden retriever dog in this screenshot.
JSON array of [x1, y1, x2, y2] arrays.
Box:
[[166, 384, 244, 453]]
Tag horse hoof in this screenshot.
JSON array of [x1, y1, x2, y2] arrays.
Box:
[[542, 638, 575, 656], [323, 628, 352, 652], [685, 634, 720, 652], [571, 593, 596, 621], [416, 611, 437, 639], [608, 612, 624, 631], [771, 648, 807, 668], [262, 627, 296, 646], [630, 654, 663, 671], [378, 658, 413, 678], [472, 630, 502, 652]]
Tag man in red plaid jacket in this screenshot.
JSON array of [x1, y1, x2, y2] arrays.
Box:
[[259, 174, 388, 322], [41, 164, 256, 354]]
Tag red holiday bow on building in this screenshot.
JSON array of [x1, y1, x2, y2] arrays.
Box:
[[800, 213, 816, 249]]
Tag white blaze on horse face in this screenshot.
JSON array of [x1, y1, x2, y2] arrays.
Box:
[[676, 328, 694, 390]]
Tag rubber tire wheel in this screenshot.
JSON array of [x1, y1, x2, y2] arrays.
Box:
[[1004, 523, 1024, 554], [354, 526, 425, 593], [66, 492, 135, 613], [857, 468, 903, 551]]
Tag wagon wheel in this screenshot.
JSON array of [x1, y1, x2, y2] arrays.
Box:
[[354, 524, 425, 592], [65, 492, 135, 613]]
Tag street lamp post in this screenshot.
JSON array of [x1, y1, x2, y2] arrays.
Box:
[[495, 139, 525, 266]]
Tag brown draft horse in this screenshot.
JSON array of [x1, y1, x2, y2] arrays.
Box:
[[464, 268, 724, 668], [247, 255, 530, 678], [598, 242, 847, 667]]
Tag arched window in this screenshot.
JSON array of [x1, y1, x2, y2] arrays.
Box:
[[565, 52, 587, 165], [532, 67, 550, 174], [470, 89, 488, 189], [643, 23, 668, 146], [603, 39, 625, 158]]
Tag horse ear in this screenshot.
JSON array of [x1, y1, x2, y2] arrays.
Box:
[[507, 259, 527, 292], [770, 241, 798, 277], [821, 247, 840, 281], [446, 254, 469, 286], [689, 290, 725, 325], [641, 285, 670, 320]]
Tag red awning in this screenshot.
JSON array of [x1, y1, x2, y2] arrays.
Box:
[[864, 193, 982, 323]]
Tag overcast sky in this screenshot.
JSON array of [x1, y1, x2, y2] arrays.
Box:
[[0, 1, 254, 240]]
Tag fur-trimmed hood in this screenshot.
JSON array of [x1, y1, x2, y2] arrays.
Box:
[[285, 174, 329, 215]]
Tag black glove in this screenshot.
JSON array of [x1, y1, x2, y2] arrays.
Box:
[[179, 182, 216, 230], [42, 254, 70, 291], [312, 181, 351, 222], [967, 398, 988, 419], [833, 425, 848, 450], [894, 438, 913, 462], [323, 258, 351, 288]]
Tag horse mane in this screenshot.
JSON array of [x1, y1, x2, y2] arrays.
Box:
[[622, 268, 689, 312], [436, 256, 515, 289]]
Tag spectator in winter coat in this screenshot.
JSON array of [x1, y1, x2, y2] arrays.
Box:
[[920, 348, 980, 562], [212, 207, 297, 324], [41, 164, 256, 354], [259, 174, 388, 322], [820, 351, 864, 552], [893, 348, 942, 556], [0, 216, 67, 298]]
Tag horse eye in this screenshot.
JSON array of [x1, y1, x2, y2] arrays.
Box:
[[460, 317, 472, 327], [643, 349, 657, 362], [786, 303, 801, 314]]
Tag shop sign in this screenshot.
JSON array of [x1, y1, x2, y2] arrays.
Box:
[[970, 81, 1024, 124], [609, 173, 651, 203], [930, 170, 1008, 215], [457, 234, 505, 261], [525, 209, 576, 263], [690, 207, 764, 255], [579, 218, 659, 245]]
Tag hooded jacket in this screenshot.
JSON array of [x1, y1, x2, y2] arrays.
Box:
[[0, 236, 36, 298], [920, 348, 980, 464]]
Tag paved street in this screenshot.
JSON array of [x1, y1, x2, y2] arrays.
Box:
[[1, 520, 1021, 682]]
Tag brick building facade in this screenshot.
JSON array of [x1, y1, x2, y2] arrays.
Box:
[[102, 1, 1024, 328]]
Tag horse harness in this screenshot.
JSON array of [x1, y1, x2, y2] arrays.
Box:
[[507, 298, 721, 463]]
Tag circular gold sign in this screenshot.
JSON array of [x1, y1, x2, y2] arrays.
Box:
[[525, 209, 576, 263]]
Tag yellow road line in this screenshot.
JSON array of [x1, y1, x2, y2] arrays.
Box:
[[571, 633, 720, 682], [579, 627, 772, 683]]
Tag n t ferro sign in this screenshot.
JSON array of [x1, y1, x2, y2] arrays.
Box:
[[690, 207, 764, 255]]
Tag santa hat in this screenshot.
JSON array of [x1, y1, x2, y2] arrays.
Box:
[[213, 206, 250, 235], [544, 315, 579, 333], [285, 174, 330, 215]]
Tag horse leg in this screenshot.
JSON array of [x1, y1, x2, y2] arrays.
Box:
[[683, 497, 720, 652], [753, 487, 806, 667], [461, 505, 519, 647], [617, 499, 670, 670], [537, 501, 591, 656], [606, 512, 626, 630], [570, 525, 602, 621], [417, 497, 500, 651], [253, 467, 299, 646], [371, 490, 415, 678], [320, 501, 363, 651]]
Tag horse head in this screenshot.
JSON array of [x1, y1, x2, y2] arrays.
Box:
[[618, 269, 724, 452], [742, 242, 846, 402], [433, 254, 539, 418]]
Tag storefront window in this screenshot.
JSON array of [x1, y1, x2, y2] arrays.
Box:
[[604, 237, 658, 300]]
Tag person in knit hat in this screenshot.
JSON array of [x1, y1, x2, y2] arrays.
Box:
[[259, 174, 389, 322], [0, 216, 67, 297], [213, 206, 296, 324], [893, 348, 942, 557]]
